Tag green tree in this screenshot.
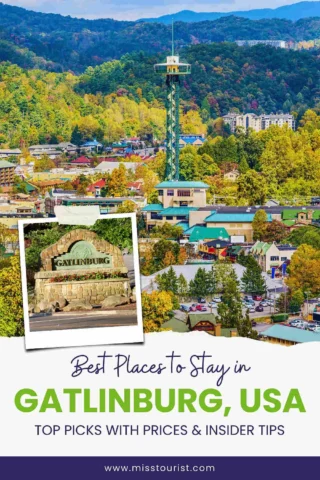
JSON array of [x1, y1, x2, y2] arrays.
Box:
[[241, 258, 266, 295], [237, 312, 258, 339], [0, 256, 23, 337], [237, 170, 268, 205], [252, 210, 268, 241], [155, 266, 178, 294], [217, 277, 243, 328], [189, 268, 209, 298], [177, 274, 189, 299]]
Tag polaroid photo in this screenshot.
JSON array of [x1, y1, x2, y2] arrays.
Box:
[[18, 213, 143, 349]]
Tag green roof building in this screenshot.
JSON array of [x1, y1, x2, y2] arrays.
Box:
[[189, 226, 229, 243]]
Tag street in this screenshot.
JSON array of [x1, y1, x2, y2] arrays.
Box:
[[29, 309, 138, 332]]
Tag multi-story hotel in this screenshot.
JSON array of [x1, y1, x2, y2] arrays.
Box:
[[0, 160, 16, 187], [223, 113, 295, 133]]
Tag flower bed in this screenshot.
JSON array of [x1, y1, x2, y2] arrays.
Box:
[[50, 271, 128, 283]]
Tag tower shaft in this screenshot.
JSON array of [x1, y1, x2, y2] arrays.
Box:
[[165, 75, 180, 181]]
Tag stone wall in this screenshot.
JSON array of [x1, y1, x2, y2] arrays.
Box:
[[35, 275, 130, 306]]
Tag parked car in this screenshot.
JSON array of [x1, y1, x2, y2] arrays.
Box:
[[208, 301, 217, 308], [266, 299, 275, 306], [260, 301, 269, 307], [255, 305, 264, 312], [290, 319, 307, 329], [249, 307, 255, 313], [196, 305, 207, 312], [244, 295, 253, 301], [213, 297, 222, 303], [251, 320, 257, 326], [253, 295, 263, 301], [189, 304, 197, 312], [306, 323, 317, 332], [198, 297, 206, 304], [180, 305, 189, 312]]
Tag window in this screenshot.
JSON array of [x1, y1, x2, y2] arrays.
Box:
[[236, 223, 243, 227], [165, 216, 173, 220], [158, 190, 163, 196], [281, 257, 287, 261], [270, 256, 279, 261], [177, 190, 191, 197], [151, 213, 162, 220], [176, 216, 187, 220], [167, 190, 174, 196]]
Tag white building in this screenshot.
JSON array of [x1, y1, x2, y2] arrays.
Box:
[[235, 40, 286, 49], [223, 113, 295, 133]]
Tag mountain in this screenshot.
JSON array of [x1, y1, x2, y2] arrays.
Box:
[[1, 3, 320, 73], [141, 2, 320, 23]]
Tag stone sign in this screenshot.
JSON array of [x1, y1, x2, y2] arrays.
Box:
[[34, 229, 130, 310], [53, 241, 112, 270]]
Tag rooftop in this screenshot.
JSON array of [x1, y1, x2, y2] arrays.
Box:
[[156, 181, 209, 189], [262, 324, 320, 344], [161, 207, 199, 217], [142, 203, 164, 212], [189, 226, 229, 242], [205, 212, 272, 223], [0, 160, 15, 169]]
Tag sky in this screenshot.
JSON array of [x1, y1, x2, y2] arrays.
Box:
[[2, 0, 317, 21]]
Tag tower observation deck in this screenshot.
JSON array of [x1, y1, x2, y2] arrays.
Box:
[[154, 32, 191, 181]]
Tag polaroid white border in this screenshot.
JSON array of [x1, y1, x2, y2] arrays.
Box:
[[18, 213, 144, 350]]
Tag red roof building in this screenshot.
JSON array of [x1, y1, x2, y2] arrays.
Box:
[[87, 178, 107, 194], [71, 156, 91, 165]]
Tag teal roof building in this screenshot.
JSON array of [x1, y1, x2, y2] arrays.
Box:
[[189, 226, 229, 242]]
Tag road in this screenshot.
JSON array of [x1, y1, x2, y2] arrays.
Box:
[[29, 310, 137, 332]]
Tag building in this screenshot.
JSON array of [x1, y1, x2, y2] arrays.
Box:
[[80, 139, 103, 153], [142, 181, 209, 230], [127, 181, 143, 194], [223, 113, 295, 133], [235, 40, 286, 48], [281, 209, 320, 229], [0, 149, 22, 159], [250, 241, 297, 272], [45, 195, 146, 217], [198, 239, 231, 260], [261, 324, 320, 346], [156, 181, 208, 209], [187, 313, 238, 336], [179, 135, 205, 148], [71, 156, 91, 167], [95, 161, 139, 174], [204, 211, 272, 242], [188, 226, 229, 243], [223, 170, 239, 182], [0, 160, 16, 186], [29, 142, 77, 158]]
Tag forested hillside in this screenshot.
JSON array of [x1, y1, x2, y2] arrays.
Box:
[[78, 44, 320, 118], [2, 3, 320, 72], [1, 38, 320, 147], [0, 63, 207, 147]]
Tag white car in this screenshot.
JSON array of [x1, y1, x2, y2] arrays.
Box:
[[260, 301, 269, 307], [213, 297, 222, 303], [208, 301, 217, 308], [249, 307, 255, 313]]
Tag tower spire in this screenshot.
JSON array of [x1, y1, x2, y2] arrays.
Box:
[[154, 31, 191, 181], [172, 18, 174, 56]]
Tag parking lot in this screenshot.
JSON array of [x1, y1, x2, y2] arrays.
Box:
[[176, 299, 278, 319]]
